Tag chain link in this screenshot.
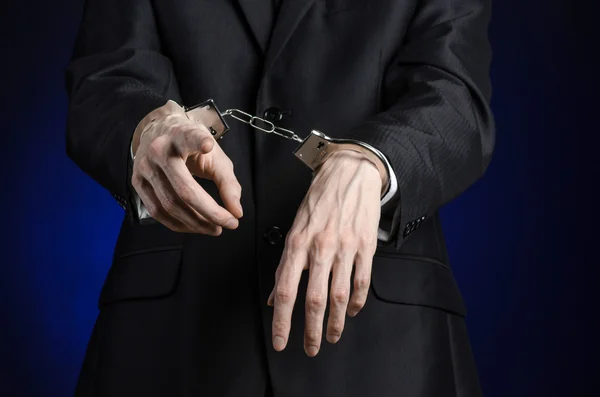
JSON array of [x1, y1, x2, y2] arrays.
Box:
[[222, 109, 304, 143]]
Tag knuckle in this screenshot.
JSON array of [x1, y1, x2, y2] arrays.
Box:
[[161, 195, 177, 213], [209, 211, 229, 226], [188, 127, 210, 144], [307, 292, 326, 309], [275, 286, 294, 304], [331, 288, 349, 305], [286, 232, 306, 252], [136, 157, 151, 175], [146, 205, 160, 219], [148, 136, 168, 157], [272, 319, 289, 334], [175, 184, 194, 204], [313, 232, 337, 254], [328, 323, 344, 336], [181, 127, 198, 141], [339, 234, 357, 251], [305, 328, 321, 342], [171, 123, 194, 142], [354, 274, 370, 290], [163, 113, 179, 122], [168, 122, 183, 136]]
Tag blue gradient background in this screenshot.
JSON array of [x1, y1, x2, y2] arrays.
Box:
[[1, 1, 598, 396]]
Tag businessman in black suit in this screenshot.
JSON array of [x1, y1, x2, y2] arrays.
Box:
[[66, 0, 495, 396]]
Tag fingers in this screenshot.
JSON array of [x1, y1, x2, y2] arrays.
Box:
[[347, 249, 373, 317], [210, 147, 244, 219], [132, 177, 188, 233], [132, 162, 223, 235], [266, 151, 382, 357], [272, 236, 308, 352], [133, 105, 243, 233], [170, 121, 215, 156], [170, 123, 243, 220], [267, 265, 282, 306], [155, 147, 239, 230], [144, 159, 223, 234], [326, 251, 352, 344], [304, 232, 336, 357], [268, 216, 309, 307], [270, 229, 368, 357]]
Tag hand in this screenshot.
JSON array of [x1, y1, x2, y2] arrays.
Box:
[[131, 100, 243, 235], [268, 149, 384, 357]]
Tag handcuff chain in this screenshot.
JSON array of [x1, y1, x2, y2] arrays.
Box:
[[223, 109, 304, 142]]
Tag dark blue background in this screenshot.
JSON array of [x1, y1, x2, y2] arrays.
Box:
[[2, 1, 598, 395]]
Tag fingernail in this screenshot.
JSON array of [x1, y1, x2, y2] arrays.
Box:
[[327, 334, 340, 344], [273, 336, 286, 351], [225, 218, 238, 229], [306, 346, 319, 357], [348, 310, 358, 317]]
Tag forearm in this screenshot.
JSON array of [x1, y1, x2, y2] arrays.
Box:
[[66, 84, 173, 203], [65, 0, 181, 204], [344, 0, 495, 247]]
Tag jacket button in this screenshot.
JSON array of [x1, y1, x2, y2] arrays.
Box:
[[264, 226, 283, 245], [263, 107, 283, 122]]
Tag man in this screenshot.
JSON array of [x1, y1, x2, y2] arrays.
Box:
[[65, 0, 495, 396]]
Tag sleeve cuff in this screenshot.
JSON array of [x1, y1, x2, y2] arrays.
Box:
[[377, 152, 399, 242]]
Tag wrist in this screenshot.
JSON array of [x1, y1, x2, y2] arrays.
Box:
[[293, 130, 391, 196], [131, 100, 183, 157], [329, 144, 390, 194]]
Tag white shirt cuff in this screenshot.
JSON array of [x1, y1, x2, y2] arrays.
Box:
[[377, 152, 398, 242]]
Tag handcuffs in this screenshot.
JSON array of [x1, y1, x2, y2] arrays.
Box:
[[185, 99, 391, 191], [134, 98, 393, 222]]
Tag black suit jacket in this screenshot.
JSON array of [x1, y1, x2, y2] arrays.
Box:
[[66, 1, 494, 396]]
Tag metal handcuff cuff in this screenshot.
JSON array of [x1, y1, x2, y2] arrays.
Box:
[[134, 98, 393, 222], [185, 99, 391, 191]]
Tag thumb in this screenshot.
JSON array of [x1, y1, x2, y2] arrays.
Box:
[[211, 149, 243, 219], [267, 289, 274, 306]]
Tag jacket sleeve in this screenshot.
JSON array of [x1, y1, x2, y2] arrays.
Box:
[[65, 0, 182, 208], [344, 0, 495, 248]]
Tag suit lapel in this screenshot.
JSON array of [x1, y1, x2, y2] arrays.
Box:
[[264, 0, 317, 73], [236, 0, 275, 54]]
